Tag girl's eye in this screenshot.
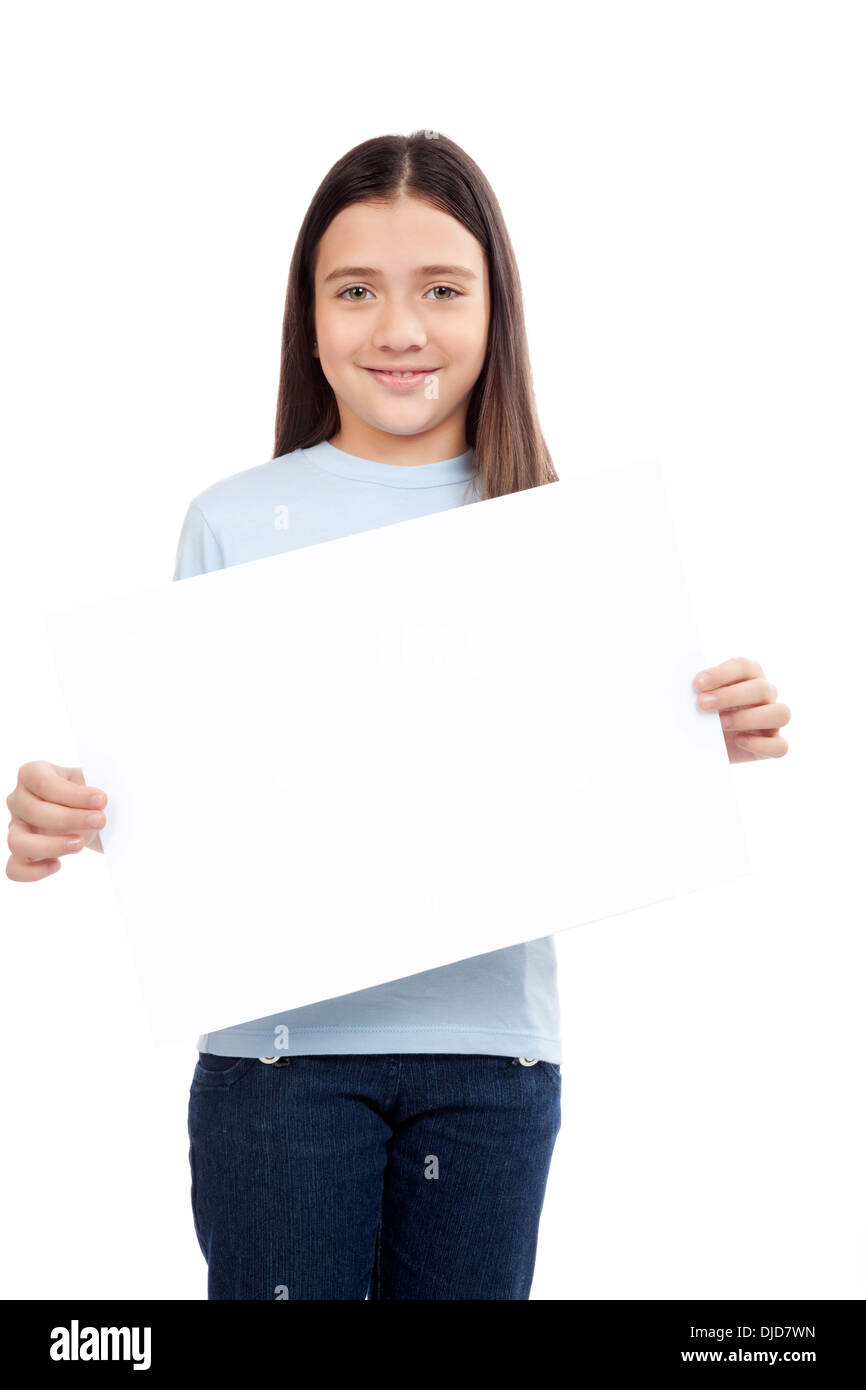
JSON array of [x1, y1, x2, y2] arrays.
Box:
[[337, 285, 462, 302], [425, 285, 461, 301]]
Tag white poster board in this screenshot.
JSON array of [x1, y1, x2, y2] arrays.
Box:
[[43, 460, 750, 1044]]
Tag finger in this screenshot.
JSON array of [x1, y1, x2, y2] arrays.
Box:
[[17, 762, 106, 812], [734, 733, 789, 758], [694, 657, 764, 691], [8, 783, 106, 837], [719, 702, 791, 732], [7, 815, 95, 861], [697, 676, 776, 711], [6, 854, 62, 881]]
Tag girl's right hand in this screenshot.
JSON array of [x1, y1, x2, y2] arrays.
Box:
[[6, 762, 107, 881]]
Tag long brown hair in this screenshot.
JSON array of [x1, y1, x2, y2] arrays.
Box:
[[272, 131, 558, 500]]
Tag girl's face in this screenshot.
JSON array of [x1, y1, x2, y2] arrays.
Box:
[[312, 194, 490, 460]]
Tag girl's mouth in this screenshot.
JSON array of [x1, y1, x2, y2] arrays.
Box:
[[362, 368, 440, 391]]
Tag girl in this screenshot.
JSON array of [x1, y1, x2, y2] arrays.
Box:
[[6, 131, 790, 1300]]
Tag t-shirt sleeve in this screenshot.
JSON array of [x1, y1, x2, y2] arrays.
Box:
[[172, 501, 225, 580]]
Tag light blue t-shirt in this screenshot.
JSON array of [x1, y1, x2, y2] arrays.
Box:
[[172, 438, 562, 1063]]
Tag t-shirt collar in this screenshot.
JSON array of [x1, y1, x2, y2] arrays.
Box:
[[303, 439, 476, 489]]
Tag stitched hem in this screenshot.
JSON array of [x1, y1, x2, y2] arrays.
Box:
[[195, 1024, 562, 1064]]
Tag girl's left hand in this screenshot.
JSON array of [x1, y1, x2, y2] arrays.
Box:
[[693, 657, 791, 763]]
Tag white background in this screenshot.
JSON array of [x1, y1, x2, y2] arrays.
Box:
[[1, 0, 862, 1300]]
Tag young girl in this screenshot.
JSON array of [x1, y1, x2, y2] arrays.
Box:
[[6, 131, 790, 1300]]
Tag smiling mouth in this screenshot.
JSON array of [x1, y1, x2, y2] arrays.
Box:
[[361, 367, 441, 376]]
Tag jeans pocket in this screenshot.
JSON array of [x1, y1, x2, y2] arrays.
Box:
[[191, 1052, 258, 1090]]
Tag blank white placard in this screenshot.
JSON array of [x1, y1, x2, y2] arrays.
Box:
[[43, 459, 750, 1044]]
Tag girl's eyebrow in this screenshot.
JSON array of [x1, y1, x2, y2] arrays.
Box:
[[322, 263, 479, 284]]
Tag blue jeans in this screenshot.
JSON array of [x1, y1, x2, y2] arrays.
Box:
[[188, 1052, 562, 1299]]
